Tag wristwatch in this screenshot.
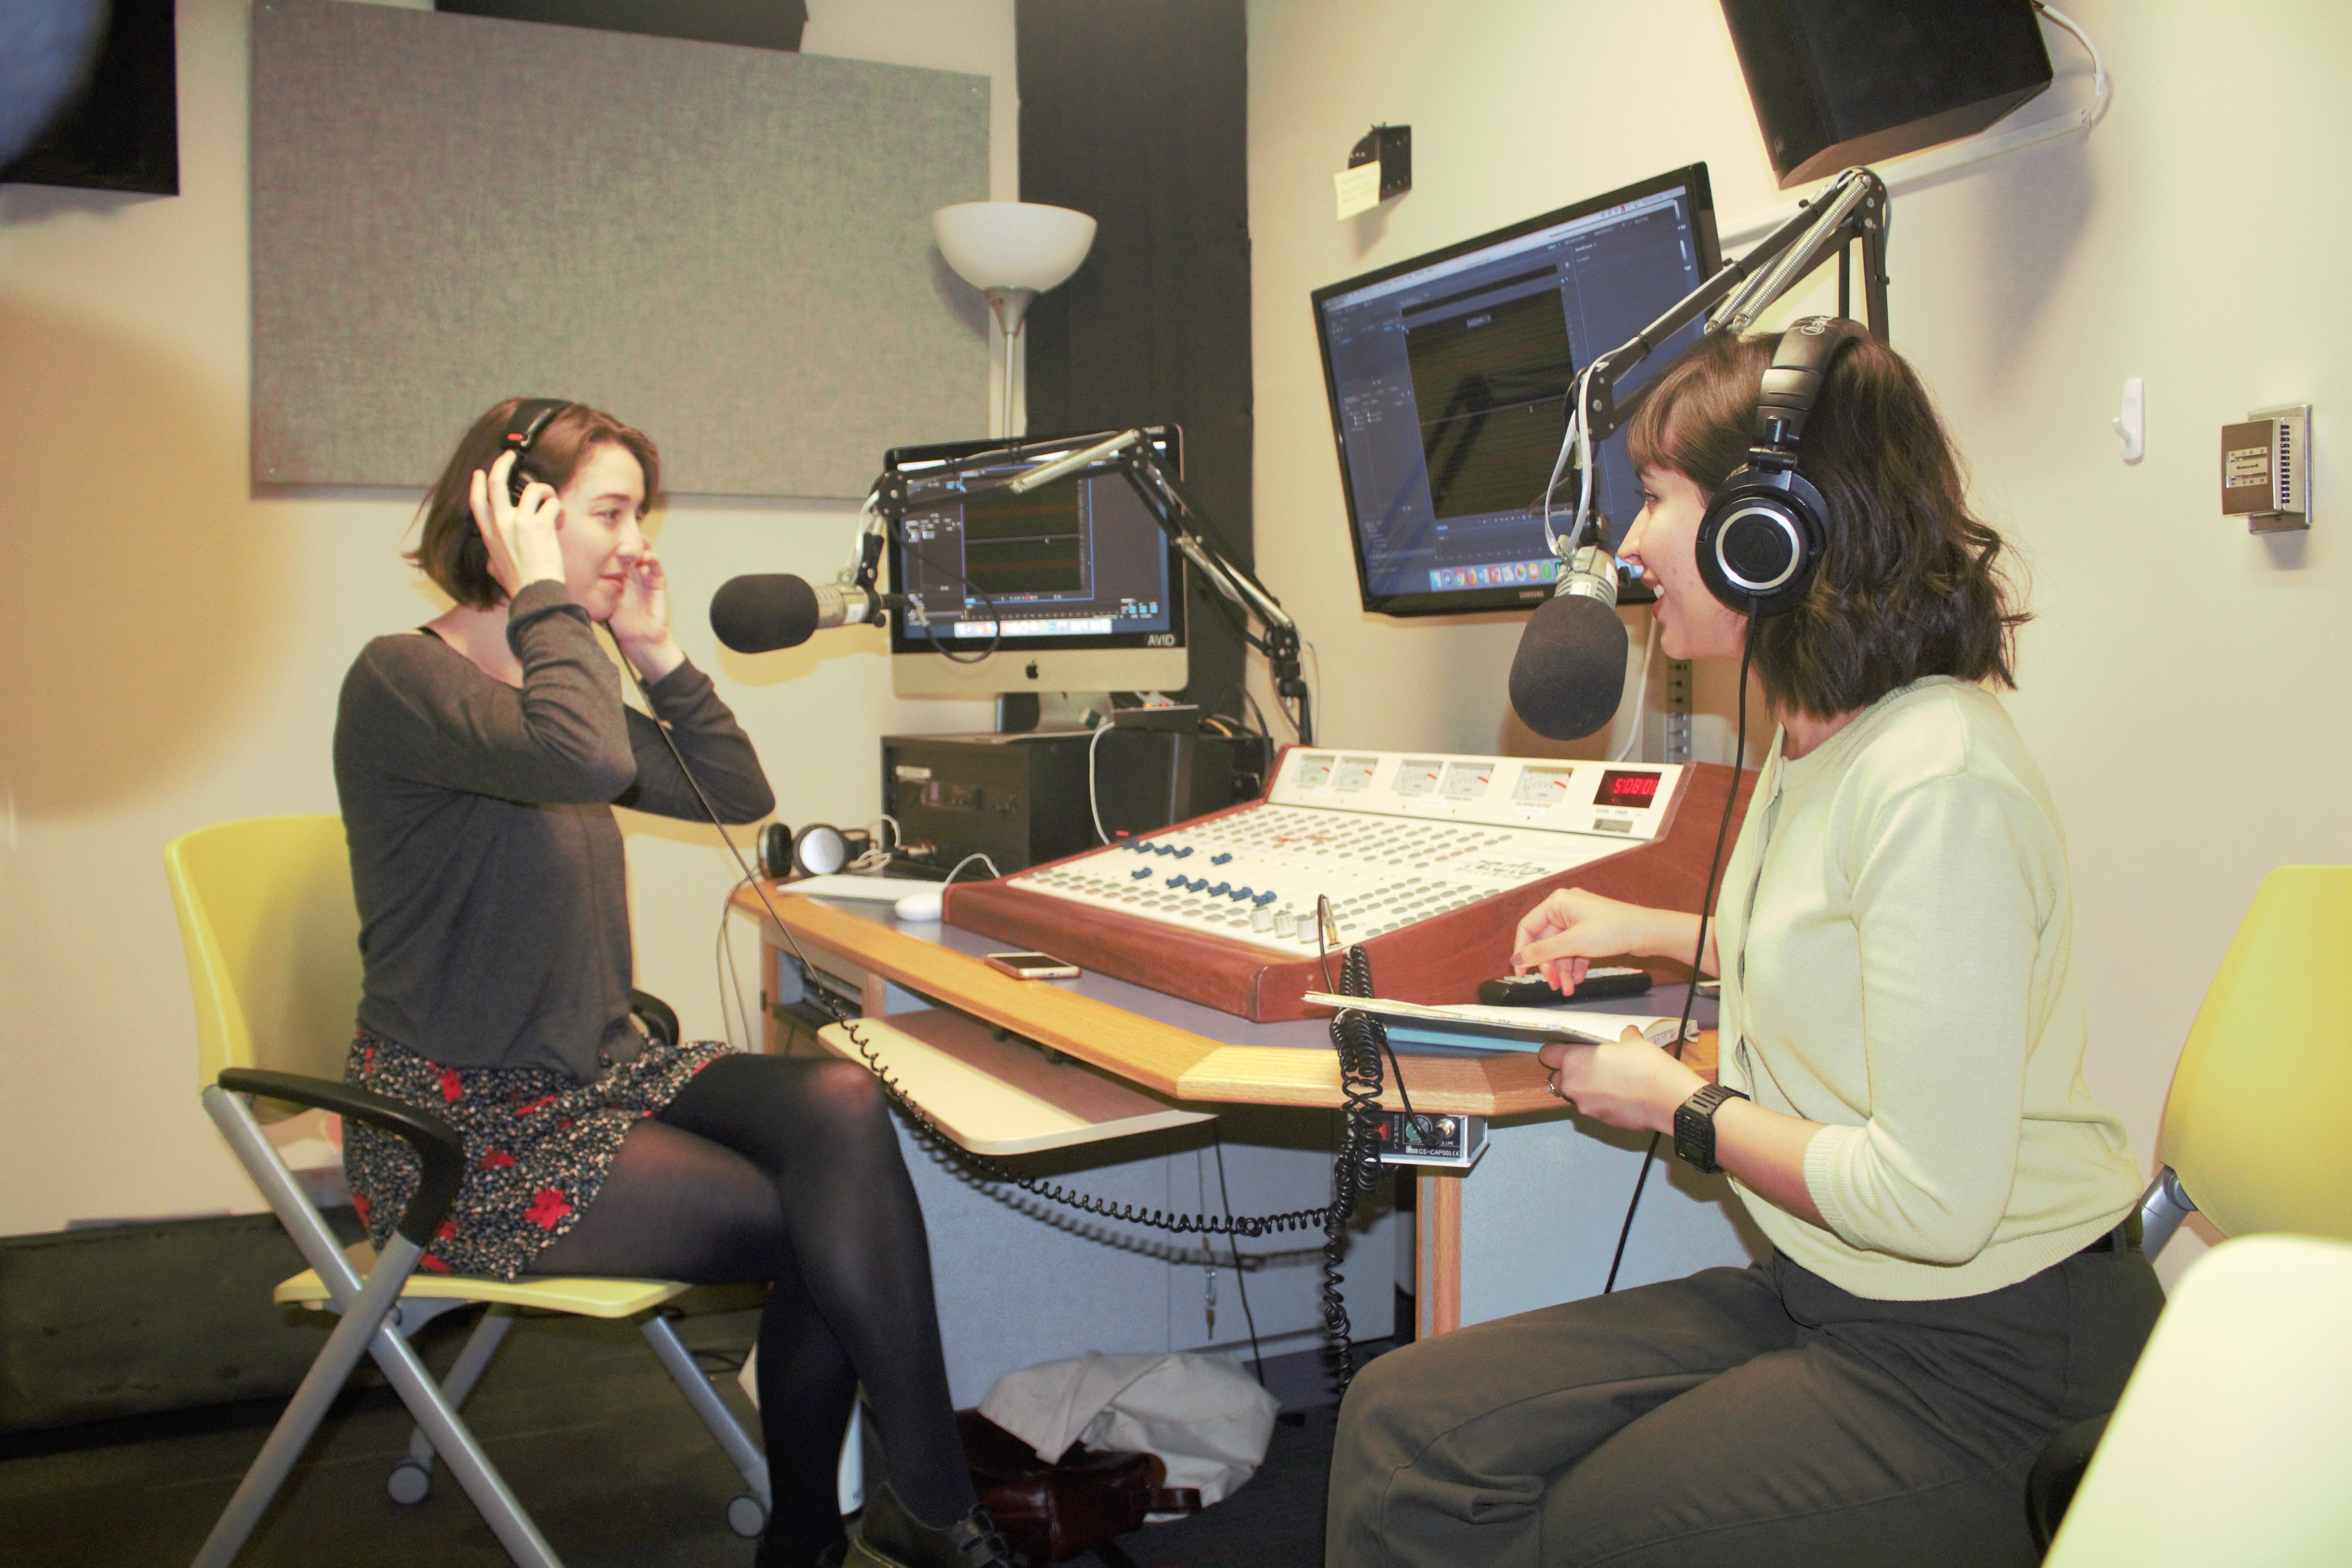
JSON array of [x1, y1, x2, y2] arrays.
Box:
[[1672, 1084, 1750, 1174]]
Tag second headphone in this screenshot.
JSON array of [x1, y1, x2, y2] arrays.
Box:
[[1692, 316, 1866, 617], [757, 820, 899, 880], [502, 397, 569, 504]]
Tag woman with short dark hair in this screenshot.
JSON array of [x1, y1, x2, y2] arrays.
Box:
[[338, 398, 1014, 1568], [1325, 331, 2160, 1567]]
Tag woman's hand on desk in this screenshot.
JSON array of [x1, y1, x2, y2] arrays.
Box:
[[470, 452, 566, 596], [1537, 1032, 1705, 1135], [1511, 889, 1697, 991]]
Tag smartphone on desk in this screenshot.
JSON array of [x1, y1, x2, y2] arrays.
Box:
[[984, 951, 1081, 981]]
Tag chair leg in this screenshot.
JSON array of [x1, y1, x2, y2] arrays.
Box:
[[192, 1238, 419, 1568], [192, 1238, 561, 1568], [641, 1313, 772, 1536], [2139, 1166, 2198, 1260], [198, 1090, 559, 1567], [363, 1284, 564, 1568], [391, 1303, 522, 1503]]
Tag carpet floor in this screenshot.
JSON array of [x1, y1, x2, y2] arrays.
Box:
[[0, 1305, 1370, 1568]]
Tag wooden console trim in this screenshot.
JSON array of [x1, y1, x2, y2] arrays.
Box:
[[941, 762, 1758, 1022], [740, 888, 1720, 1114]]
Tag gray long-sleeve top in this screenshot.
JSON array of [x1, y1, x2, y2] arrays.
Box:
[[334, 580, 775, 1081]]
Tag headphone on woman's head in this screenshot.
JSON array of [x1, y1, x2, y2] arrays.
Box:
[[1693, 316, 1867, 617], [501, 397, 568, 504]]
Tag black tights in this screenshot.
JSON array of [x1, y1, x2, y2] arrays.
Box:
[[526, 1052, 973, 1563]]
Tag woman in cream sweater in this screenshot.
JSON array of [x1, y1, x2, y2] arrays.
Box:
[[1326, 328, 2159, 1567]]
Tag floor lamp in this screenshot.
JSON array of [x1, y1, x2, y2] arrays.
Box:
[[932, 201, 1097, 440]]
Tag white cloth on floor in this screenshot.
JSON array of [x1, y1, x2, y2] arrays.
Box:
[[978, 1351, 1279, 1510]]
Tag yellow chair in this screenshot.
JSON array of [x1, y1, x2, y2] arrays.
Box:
[[166, 815, 771, 1568], [2029, 866, 2352, 1551], [2041, 1234, 2352, 1568], [2133, 865, 2352, 1253]]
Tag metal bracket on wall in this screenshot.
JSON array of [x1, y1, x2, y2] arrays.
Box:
[[1662, 658, 1694, 764]]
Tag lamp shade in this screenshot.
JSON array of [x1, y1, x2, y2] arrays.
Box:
[[932, 201, 1097, 295]]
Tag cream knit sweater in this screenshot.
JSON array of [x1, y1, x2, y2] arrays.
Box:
[[1713, 676, 2144, 1301]]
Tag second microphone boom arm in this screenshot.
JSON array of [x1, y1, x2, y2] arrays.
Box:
[[1032, 432, 1311, 741]]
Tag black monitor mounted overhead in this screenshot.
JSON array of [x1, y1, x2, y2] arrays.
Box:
[[1507, 165, 1891, 742], [1720, 0, 2054, 188], [1312, 164, 1721, 622]]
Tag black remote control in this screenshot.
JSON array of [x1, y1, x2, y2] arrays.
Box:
[[1478, 967, 1653, 1007]]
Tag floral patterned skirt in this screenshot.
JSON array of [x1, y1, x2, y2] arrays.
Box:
[[342, 1025, 732, 1280]]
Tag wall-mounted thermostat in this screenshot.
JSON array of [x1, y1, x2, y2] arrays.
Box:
[[2221, 404, 2310, 533]]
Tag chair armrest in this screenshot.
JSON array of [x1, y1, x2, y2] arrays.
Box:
[[217, 1068, 466, 1249], [631, 989, 680, 1049]]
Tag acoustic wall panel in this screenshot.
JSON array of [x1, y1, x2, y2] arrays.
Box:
[[251, 0, 988, 497]]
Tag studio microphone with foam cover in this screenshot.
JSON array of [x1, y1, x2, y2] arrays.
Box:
[[709, 575, 911, 653], [1507, 546, 1630, 741]]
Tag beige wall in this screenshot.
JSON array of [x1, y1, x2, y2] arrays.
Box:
[[8, 0, 2343, 1296], [0, 0, 1014, 1234], [1244, 0, 2352, 1287]]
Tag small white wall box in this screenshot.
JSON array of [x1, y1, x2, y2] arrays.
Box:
[[2221, 404, 2311, 533]]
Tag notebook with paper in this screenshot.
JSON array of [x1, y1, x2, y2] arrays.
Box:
[[1298, 993, 1695, 1053]]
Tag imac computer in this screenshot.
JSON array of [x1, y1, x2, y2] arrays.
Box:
[[885, 426, 1188, 700], [1311, 163, 1720, 617]]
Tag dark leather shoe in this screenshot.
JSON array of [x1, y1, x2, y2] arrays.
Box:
[[850, 1480, 1022, 1568]]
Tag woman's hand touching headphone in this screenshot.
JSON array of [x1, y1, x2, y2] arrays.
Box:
[[470, 451, 566, 598]]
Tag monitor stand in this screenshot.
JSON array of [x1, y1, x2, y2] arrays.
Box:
[[995, 692, 1041, 734], [995, 691, 1118, 735]]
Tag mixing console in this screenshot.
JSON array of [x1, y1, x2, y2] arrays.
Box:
[[1008, 747, 1685, 955]]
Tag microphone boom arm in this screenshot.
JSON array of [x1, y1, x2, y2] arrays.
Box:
[[1107, 441, 1313, 746], [1579, 166, 1891, 451], [869, 431, 1314, 744]]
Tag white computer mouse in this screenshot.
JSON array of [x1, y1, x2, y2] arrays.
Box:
[[893, 888, 945, 923]]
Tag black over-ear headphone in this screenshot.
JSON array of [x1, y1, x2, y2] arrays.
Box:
[[501, 397, 569, 504], [1693, 316, 1867, 617]]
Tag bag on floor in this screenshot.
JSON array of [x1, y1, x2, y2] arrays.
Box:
[[957, 1408, 1198, 1563], [976, 1350, 1279, 1514]]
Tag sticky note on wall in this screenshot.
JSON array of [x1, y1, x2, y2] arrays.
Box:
[[1335, 161, 1382, 220]]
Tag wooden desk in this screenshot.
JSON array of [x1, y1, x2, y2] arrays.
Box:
[[734, 883, 1722, 1335], [733, 886, 1716, 1114]]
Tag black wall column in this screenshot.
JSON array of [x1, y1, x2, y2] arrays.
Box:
[[1016, 0, 1253, 716]]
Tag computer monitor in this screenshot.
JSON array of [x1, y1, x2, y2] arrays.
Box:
[[1311, 163, 1720, 617], [885, 426, 1189, 700]]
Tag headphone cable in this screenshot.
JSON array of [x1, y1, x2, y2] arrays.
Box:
[[1600, 620, 1754, 1293]]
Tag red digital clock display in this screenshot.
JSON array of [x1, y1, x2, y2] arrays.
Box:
[[1595, 769, 1662, 808]]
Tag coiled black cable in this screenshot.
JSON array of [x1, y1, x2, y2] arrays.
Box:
[[833, 1011, 1330, 1239], [1321, 943, 1393, 1391]]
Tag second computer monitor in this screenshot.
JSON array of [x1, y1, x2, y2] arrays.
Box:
[[885, 426, 1188, 700], [1312, 163, 1721, 617]]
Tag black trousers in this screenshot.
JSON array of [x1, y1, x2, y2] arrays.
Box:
[[1326, 1243, 2162, 1567]]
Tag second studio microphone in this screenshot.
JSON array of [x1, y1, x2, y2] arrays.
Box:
[[1506, 545, 1631, 741], [709, 574, 913, 653]]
